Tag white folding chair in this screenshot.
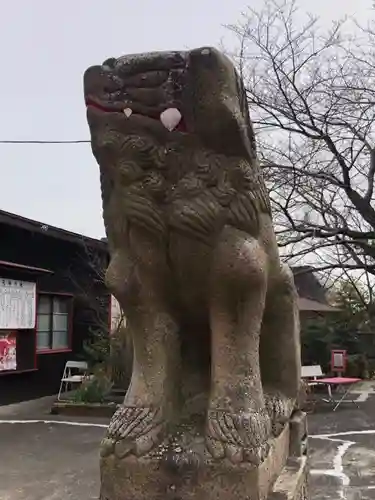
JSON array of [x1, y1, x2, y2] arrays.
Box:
[[301, 365, 324, 385], [57, 360, 90, 401]]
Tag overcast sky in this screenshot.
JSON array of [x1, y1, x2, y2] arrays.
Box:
[[0, 0, 372, 239]]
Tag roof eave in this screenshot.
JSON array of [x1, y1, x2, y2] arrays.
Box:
[[0, 209, 107, 251]]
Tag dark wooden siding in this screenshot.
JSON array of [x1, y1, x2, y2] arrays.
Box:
[[0, 222, 109, 404]]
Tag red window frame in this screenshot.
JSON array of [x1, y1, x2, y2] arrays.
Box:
[[331, 349, 347, 373]]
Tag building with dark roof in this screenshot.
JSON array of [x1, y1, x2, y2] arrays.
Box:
[[292, 265, 338, 314], [0, 209, 110, 404]]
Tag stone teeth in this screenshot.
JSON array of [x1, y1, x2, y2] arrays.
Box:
[[123, 108, 132, 118], [160, 108, 182, 131]]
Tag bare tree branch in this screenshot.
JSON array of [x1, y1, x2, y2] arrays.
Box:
[[227, 0, 375, 276]]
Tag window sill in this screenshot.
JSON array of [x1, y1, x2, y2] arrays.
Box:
[[0, 368, 38, 376], [37, 348, 72, 355]]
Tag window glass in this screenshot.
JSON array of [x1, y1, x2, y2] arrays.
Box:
[[37, 296, 51, 314], [52, 331, 69, 349], [36, 331, 50, 350], [37, 314, 50, 332], [36, 294, 71, 352], [52, 314, 68, 332], [53, 297, 69, 314]]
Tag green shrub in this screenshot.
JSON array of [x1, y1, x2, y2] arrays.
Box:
[[82, 320, 132, 390], [72, 368, 113, 404], [109, 324, 133, 389], [346, 354, 369, 379], [82, 326, 111, 371]]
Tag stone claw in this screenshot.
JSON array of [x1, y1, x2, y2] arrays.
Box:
[[243, 442, 270, 465], [264, 390, 294, 437], [100, 438, 115, 458], [205, 409, 271, 465], [206, 436, 225, 459], [103, 405, 165, 459], [116, 422, 165, 458]]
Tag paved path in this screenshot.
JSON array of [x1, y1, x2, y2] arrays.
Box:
[[309, 380, 375, 500], [0, 421, 104, 500], [0, 396, 107, 500]]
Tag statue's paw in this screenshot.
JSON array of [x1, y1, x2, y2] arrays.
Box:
[[101, 405, 165, 459], [100, 437, 116, 458], [205, 409, 271, 465], [264, 390, 294, 437]]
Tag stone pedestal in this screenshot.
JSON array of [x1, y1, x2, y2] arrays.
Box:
[[100, 411, 309, 500], [268, 456, 308, 500], [267, 410, 309, 500]]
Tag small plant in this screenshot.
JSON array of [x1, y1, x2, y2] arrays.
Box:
[[82, 326, 111, 370], [109, 323, 133, 389], [72, 367, 113, 404]]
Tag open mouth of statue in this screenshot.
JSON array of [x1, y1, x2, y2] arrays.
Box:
[[85, 98, 186, 132]]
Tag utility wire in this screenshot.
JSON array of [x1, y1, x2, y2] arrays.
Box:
[[0, 139, 90, 144]]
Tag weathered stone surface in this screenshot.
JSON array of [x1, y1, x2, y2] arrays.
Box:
[[289, 411, 308, 458], [100, 425, 291, 500], [268, 456, 308, 500], [84, 46, 305, 499]]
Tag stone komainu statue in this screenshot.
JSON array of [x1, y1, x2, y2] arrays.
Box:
[[84, 48, 301, 468]]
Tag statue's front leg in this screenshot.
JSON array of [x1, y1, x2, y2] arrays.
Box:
[[101, 228, 180, 460], [207, 227, 271, 465]]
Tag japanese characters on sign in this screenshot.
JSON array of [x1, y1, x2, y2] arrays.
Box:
[[0, 278, 36, 330]]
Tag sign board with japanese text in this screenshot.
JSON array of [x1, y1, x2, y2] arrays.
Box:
[[0, 278, 36, 330]]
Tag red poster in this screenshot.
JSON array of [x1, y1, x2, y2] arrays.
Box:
[[0, 331, 17, 371]]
